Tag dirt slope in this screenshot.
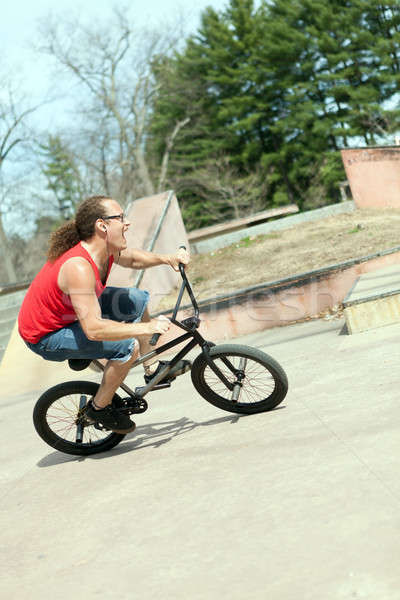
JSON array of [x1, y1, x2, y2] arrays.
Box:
[[157, 208, 400, 311]]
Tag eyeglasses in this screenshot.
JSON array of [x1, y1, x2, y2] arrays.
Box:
[[103, 213, 127, 223]]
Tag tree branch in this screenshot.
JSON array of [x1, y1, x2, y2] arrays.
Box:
[[157, 117, 190, 192]]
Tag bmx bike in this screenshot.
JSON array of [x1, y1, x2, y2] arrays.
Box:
[[33, 254, 289, 456]]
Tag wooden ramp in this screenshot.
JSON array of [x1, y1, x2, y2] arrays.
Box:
[[343, 264, 400, 334], [0, 191, 188, 395]]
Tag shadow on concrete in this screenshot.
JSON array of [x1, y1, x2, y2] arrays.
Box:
[[36, 407, 285, 468]]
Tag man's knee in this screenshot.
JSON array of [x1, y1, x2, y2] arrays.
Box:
[[106, 339, 139, 369]]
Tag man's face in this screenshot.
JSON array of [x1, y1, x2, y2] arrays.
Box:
[[101, 199, 131, 251]]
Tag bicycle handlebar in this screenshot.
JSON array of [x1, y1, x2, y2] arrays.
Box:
[[149, 332, 162, 346], [149, 245, 189, 346]]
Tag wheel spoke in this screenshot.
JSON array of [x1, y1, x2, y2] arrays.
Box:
[[44, 393, 115, 448], [202, 353, 278, 405]]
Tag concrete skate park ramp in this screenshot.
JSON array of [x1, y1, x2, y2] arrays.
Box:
[[341, 146, 400, 209], [343, 264, 400, 333], [0, 191, 188, 396], [107, 190, 188, 312]]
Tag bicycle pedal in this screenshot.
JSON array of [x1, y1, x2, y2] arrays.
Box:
[[124, 397, 148, 414], [93, 422, 111, 432]]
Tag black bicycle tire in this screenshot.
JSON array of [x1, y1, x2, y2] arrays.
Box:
[[191, 344, 288, 414], [33, 381, 126, 456]]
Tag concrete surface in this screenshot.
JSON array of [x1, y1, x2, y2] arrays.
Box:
[[344, 264, 400, 333], [0, 321, 92, 396], [1, 317, 400, 599], [344, 264, 400, 304], [341, 146, 400, 209], [5, 235, 400, 395], [155, 245, 400, 345], [345, 294, 400, 334], [0, 288, 27, 363]]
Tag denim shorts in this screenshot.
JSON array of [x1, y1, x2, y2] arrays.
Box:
[[25, 287, 149, 364]]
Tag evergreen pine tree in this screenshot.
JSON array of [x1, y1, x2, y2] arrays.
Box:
[[40, 135, 82, 219], [149, 0, 400, 225]]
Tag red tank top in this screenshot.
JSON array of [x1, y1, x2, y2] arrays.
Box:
[[18, 242, 114, 344]]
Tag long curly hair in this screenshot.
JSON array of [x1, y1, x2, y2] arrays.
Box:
[[47, 195, 111, 261]]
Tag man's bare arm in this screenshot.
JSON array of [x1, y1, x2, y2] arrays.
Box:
[[116, 247, 190, 271], [60, 258, 170, 341]]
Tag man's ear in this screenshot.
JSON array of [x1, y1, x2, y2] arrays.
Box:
[[96, 219, 107, 233]]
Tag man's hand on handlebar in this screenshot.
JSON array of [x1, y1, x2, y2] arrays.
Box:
[[147, 315, 171, 336], [167, 247, 190, 272]]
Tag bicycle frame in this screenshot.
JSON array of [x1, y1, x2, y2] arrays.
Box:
[[92, 263, 236, 399]]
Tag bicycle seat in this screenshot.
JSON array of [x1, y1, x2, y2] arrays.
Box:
[[68, 358, 92, 371]]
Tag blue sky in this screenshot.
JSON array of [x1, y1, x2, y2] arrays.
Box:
[[1, 0, 229, 45], [1, 0, 229, 65], [1, 0, 229, 113], [0, 0, 231, 235]]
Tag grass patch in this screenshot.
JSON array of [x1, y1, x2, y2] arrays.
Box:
[[235, 231, 280, 248], [191, 276, 205, 285], [154, 207, 400, 312]]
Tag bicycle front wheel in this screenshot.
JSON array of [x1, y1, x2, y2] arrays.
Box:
[[191, 344, 288, 415], [33, 381, 126, 456]]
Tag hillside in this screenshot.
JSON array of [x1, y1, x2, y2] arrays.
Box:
[[157, 208, 400, 311]]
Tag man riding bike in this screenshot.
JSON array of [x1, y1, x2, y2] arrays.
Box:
[[18, 195, 190, 434]]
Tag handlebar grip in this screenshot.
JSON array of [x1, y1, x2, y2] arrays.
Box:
[[178, 246, 187, 276], [150, 332, 161, 346]]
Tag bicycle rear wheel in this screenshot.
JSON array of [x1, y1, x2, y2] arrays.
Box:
[[33, 381, 126, 456], [191, 344, 288, 415]]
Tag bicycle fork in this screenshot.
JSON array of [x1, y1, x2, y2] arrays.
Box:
[[201, 345, 248, 403], [231, 357, 247, 403]]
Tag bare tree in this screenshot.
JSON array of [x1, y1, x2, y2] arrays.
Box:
[[157, 117, 190, 193], [0, 186, 16, 283], [175, 156, 272, 227], [0, 81, 38, 283], [38, 8, 189, 205]]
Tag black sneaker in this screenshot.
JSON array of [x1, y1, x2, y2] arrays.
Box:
[[68, 358, 92, 371], [144, 360, 192, 384], [86, 401, 136, 434]]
